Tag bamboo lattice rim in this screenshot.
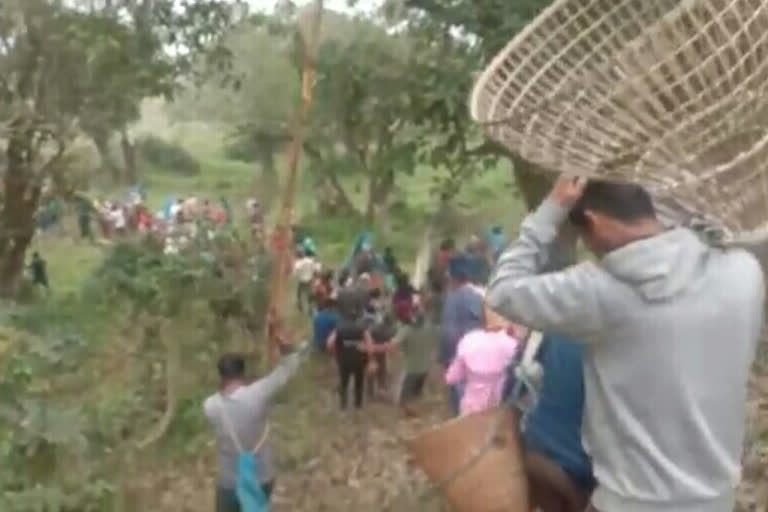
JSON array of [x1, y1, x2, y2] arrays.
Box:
[[470, 0, 768, 244]]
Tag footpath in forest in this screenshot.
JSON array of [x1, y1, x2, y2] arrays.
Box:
[[141, 348, 452, 512], [135, 314, 768, 512]]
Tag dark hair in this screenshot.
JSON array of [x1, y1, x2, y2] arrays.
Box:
[[217, 353, 246, 380], [440, 238, 455, 251], [369, 288, 382, 300], [569, 180, 656, 227]]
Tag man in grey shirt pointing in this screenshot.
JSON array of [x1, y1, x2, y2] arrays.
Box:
[[487, 176, 764, 512], [204, 346, 306, 512]]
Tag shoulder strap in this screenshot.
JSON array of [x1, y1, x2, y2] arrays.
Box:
[[218, 394, 271, 454], [218, 394, 244, 453]]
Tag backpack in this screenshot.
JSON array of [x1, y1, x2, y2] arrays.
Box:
[[336, 286, 366, 320], [219, 397, 271, 512]]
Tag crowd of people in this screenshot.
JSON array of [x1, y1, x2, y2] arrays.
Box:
[[29, 189, 269, 297], [36, 186, 245, 246], [203, 176, 765, 512]]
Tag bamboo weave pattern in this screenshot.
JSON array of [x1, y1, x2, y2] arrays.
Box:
[[471, 0, 768, 238]]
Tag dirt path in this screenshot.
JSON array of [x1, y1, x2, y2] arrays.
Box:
[[138, 349, 768, 512], [140, 353, 451, 512], [269, 357, 449, 512]]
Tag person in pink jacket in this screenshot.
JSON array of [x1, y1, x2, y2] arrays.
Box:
[[445, 324, 520, 416]]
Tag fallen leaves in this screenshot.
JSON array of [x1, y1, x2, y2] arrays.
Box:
[[128, 348, 768, 512]]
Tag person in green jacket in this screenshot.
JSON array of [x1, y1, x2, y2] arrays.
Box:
[[387, 299, 434, 416]]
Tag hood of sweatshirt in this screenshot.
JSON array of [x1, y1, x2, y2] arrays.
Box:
[[601, 228, 709, 302]]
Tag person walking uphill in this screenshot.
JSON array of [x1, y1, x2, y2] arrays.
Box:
[[439, 254, 484, 416], [486, 176, 765, 512], [293, 250, 318, 314], [30, 252, 50, 292], [524, 332, 595, 512], [327, 315, 374, 410], [204, 345, 308, 512], [388, 300, 434, 416]]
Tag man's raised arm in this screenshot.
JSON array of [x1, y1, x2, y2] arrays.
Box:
[[486, 179, 603, 341]]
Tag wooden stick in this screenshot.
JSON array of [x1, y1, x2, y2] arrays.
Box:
[[264, 0, 324, 365]]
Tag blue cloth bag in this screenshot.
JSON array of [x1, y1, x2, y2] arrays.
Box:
[[220, 396, 271, 512], [235, 452, 269, 512]]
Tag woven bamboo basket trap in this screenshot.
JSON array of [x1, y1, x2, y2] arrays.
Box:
[[406, 305, 528, 512], [470, 0, 768, 241], [406, 407, 529, 512]]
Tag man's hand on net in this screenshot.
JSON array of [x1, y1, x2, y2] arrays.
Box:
[[549, 174, 587, 208]]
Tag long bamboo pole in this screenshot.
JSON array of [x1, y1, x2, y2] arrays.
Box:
[[265, 0, 324, 364]]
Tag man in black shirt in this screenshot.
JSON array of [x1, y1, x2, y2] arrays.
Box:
[[30, 252, 50, 292]]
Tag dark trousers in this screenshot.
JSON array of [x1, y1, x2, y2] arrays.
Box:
[[215, 481, 274, 512], [337, 352, 365, 409], [399, 372, 427, 405], [79, 216, 92, 239]]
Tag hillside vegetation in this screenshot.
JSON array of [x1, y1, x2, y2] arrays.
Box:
[[2, 1, 767, 511]]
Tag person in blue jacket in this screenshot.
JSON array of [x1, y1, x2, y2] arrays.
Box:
[[523, 332, 595, 512], [487, 225, 506, 262], [312, 298, 338, 353], [439, 254, 484, 415]]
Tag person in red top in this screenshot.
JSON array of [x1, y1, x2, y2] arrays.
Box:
[[392, 271, 415, 314], [426, 238, 455, 321], [214, 207, 227, 225], [136, 206, 153, 233], [312, 269, 334, 305]]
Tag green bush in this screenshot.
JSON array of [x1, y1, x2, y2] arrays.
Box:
[[85, 237, 269, 329], [136, 135, 201, 176]]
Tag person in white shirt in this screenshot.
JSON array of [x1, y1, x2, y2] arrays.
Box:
[[293, 250, 318, 314], [170, 199, 183, 223], [110, 205, 126, 236]]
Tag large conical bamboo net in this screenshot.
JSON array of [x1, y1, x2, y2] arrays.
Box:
[[471, 0, 768, 240]]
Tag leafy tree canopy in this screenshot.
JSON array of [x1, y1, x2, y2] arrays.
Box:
[[0, 0, 245, 296]]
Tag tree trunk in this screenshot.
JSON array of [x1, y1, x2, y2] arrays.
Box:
[[93, 132, 122, 185], [472, 142, 553, 212], [324, 170, 359, 217], [0, 131, 43, 298], [370, 169, 397, 233], [259, 150, 278, 210], [303, 145, 359, 217], [365, 172, 377, 226], [512, 156, 553, 211], [121, 130, 138, 185]]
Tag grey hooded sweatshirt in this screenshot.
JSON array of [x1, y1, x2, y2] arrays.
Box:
[[487, 199, 765, 512]]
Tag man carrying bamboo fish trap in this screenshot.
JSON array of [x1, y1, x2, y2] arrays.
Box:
[[407, 1, 768, 511]]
